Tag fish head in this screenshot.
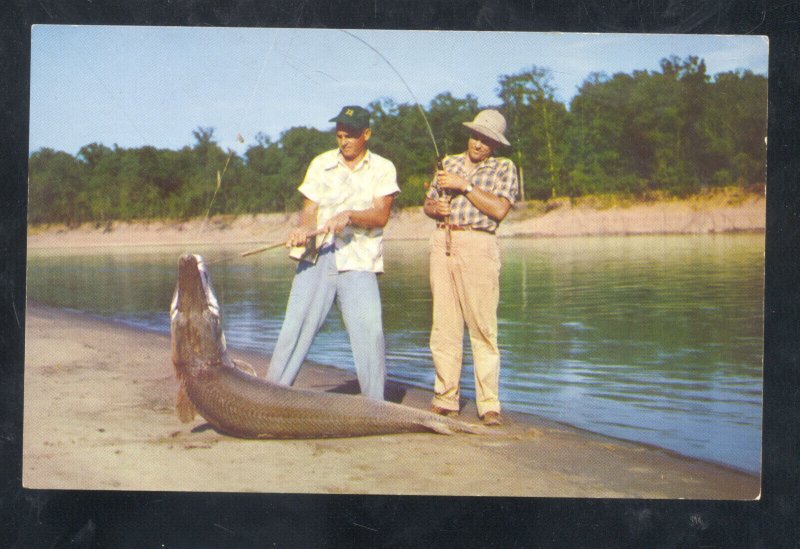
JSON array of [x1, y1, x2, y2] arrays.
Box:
[[170, 253, 229, 376]]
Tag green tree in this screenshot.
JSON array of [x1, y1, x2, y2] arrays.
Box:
[[274, 126, 332, 211], [497, 67, 568, 199], [566, 56, 757, 197], [171, 127, 231, 219], [28, 148, 88, 224], [568, 71, 639, 195], [77, 143, 112, 169], [368, 98, 436, 208], [426, 92, 480, 157], [703, 70, 767, 187], [27, 56, 767, 224]]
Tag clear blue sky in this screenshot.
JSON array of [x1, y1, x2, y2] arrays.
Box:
[[29, 26, 768, 156]]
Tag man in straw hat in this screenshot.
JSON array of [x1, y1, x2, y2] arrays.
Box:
[[423, 109, 519, 426], [266, 105, 400, 400]]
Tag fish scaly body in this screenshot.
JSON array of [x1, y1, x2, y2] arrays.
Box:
[[169, 253, 485, 438]]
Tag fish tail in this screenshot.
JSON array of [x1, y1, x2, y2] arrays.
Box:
[[419, 418, 490, 435], [419, 419, 457, 435], [459, 422, 492, 435]]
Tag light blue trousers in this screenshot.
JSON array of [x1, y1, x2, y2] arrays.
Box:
[[266, 245, 386, 400]]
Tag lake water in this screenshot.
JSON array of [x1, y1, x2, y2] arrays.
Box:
[[26, 234, 764, 473]]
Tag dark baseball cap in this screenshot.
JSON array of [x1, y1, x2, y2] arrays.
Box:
[[329, 105, 370, 130]]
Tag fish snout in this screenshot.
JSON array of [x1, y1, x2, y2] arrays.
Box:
[[174, 254, 218, 315], [178, 253, 201, 272]]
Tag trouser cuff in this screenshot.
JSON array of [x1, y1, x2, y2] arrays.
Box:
[[431, 397, 459, 412]]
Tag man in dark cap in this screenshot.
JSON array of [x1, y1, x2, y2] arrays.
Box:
[[266, 106, 400, 400], [423, 109, 519, 425]]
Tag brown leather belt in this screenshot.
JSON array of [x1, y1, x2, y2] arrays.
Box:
[[436, 223, 495, 234]]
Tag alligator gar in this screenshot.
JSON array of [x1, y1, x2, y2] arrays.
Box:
[[169, 253, 485, 438]]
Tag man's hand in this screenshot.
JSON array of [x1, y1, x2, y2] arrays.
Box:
[[434, 196, 451, 217], [321, 210, 352, 235], [424, 196, 452, 220], [435, 170, 469, 193], [287, 198, 321, 248], [286, 227, 313, 248]]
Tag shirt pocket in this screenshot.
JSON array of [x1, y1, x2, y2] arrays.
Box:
[[316, 168, 347, 202], [345, 173, 375, 210]]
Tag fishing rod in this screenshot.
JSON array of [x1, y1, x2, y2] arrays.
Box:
[[204, 239, 289, 266], [339, 30, 452, 253], [339, 30, 442, 162], [244, 228, 325, 259], [208, 30, 448, 264], [206, 229, 325, 265]]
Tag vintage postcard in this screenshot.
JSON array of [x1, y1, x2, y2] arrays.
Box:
[[24, 26, 767, 498]]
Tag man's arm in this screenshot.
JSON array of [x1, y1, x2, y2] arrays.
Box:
[[462, 185, 512, 222], [435, 171, 512, 222], [321, 194, 397, 234]]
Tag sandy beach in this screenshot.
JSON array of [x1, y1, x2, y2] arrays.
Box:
[[23, 302, 759, 498]]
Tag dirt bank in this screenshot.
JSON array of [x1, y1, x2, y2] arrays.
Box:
[[27, 193, 765, 250]]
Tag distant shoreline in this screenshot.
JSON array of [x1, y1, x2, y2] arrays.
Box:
[[27, 191, 765, 251]]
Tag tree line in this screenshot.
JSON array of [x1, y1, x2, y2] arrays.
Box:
[[28, 55, 766, 225]]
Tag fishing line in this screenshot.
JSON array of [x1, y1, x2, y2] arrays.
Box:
[[237, 33, 279, 131], [276, 49, 340, 87], [339, 29, 442, 161], [340, 29, 452, 254], [207, 30, 445, 263], [196, 32, 279, 240]]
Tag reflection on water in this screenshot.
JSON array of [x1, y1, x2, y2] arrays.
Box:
[[27, 234, 764, 472]]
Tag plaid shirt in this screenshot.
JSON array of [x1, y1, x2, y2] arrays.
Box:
[[427, 153, 519, 233]]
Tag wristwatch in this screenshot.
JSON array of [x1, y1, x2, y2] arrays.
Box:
[[464, 183, 474, 194]]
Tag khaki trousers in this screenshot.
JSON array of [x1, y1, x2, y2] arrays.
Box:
[[429, 229, 501, 417]]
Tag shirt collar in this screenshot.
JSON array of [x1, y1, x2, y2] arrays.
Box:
[[455, 152, 497, 172], [325, 149, 372, 171]]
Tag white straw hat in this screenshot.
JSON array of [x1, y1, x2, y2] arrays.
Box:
[[463, 109, 510, 146]]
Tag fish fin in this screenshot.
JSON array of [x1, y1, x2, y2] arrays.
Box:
[[465, 424, 494, 435], [176, 386, 196, 423], [420, 419, 457, 435], [232, 359, 257, 377], [423, 418, 494, 436]]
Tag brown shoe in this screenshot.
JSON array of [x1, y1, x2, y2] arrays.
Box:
[[431, 405, 459, 417], [481, 411, 503, 426]]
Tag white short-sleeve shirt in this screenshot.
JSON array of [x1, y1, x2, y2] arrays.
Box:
[[298, 149, 399, 273]]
